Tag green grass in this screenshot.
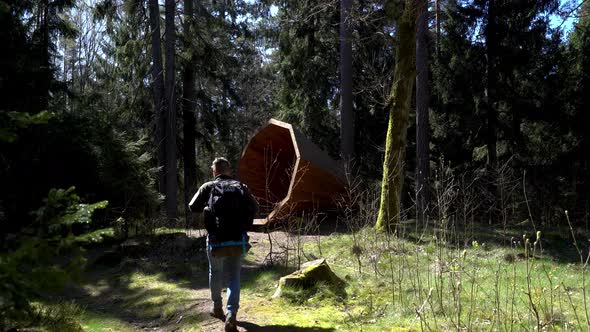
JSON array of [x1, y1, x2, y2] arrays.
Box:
[[26, 301, 86, 332], [80, 311, 135, 332], [68, 267, 212, 331], [29, 226, 590, 331], [239, 227, 590, 331]]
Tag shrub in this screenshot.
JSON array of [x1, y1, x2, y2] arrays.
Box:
[[0, 187, 107, 330], [0, 111, 161, 234]]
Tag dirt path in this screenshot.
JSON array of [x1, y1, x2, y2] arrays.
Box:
[[186, 230, 322, 332], [73, 229, 333, 332]]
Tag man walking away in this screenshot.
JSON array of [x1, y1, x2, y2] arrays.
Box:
[[189, 157, 258, 332]]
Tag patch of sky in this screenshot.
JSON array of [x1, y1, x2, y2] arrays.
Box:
[[549, 13, 575, 35], [270, 5, 278, 16], [243, 0, 278, 16], [550, 0, 584, 38], [468, 0, 581, 44], [238, 2, 278, 24], [241, 1, 279, 62]]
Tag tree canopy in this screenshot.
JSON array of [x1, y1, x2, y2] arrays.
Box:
[[1, 0, 589, 230]]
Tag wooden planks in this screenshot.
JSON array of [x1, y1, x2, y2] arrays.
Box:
[[238, 119, 346, 225]]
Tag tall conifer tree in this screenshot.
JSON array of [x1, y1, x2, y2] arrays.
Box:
[[340, 0, 354, 161], [415, 0, 430, 222], [182, 0, 197, 225], [148, 0, 167, 195], [165, 0, 177, 220]]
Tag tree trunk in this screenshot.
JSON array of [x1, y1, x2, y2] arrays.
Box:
[[485, 0, 497, 166], [148, 0, 167, 196], [435, 0, 440, 58], [416, 0, 430, 223], [340, 0, 354, 161], [41, 0, 50, 112], [182, 0, 197, 226], [376, 0, 422, 232], [165, 0, 178, 220]]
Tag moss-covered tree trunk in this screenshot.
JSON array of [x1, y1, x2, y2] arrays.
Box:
[[376, 0, 423, 232]]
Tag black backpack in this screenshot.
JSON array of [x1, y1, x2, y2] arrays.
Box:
[[207, 179, 252, 241]]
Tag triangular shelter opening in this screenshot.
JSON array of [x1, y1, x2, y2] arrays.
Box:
[[238, 119, 346, 225]]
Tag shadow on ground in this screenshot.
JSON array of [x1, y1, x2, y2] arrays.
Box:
[[63, 230, 314, 330], [62, 231, 215, 329], [238, 321, 335, 332], [401, 221, 588, 263], [59, 221, 589, 330], [253, 213, 348, 236], [256, 215, 588, 264]]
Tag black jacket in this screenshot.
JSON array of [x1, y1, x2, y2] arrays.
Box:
[[188, 175, 258, 240]]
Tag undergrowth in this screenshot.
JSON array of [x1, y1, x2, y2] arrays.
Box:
[[23, 222, 590, 331]]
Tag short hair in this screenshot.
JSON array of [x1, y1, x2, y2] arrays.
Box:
[[212, 157, 231, 175]]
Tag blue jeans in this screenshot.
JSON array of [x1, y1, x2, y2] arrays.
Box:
[[206, 242, 242, 317]]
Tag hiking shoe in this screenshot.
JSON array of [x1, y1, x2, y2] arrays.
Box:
[[224, 313, 238, 332], [209, 307, 225, 321]]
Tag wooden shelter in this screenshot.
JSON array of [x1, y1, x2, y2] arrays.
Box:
[[238, 119, 346, 225]]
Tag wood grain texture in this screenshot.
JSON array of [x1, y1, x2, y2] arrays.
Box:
[[238, 119, 346, 225]]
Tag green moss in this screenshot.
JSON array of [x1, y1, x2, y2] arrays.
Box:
[[80, 311, 135, 332], [41, 227, 590, 331], [376, 0, 421, 232]]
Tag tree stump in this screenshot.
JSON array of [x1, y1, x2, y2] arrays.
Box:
[[272, 258, 345, 298]]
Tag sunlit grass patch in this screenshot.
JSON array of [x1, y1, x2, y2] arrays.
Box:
[[290, 225, 590, 331], [239, 296, 345, 329], [80, 311, 134, 332], [49, 226, 590, 331], [242, 266, 289, 293], [114, 271, 196, 318], [28, 301, 85, 332]]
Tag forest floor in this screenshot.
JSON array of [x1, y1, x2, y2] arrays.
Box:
[[60, 228, 336, 332], [48, 221, 590, 332]]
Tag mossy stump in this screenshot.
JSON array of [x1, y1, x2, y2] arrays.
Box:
[[272, 259, 345, 298]]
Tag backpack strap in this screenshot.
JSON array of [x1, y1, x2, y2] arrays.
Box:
[[207, 179, 223, 214], [208, 233, 248, 255]]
